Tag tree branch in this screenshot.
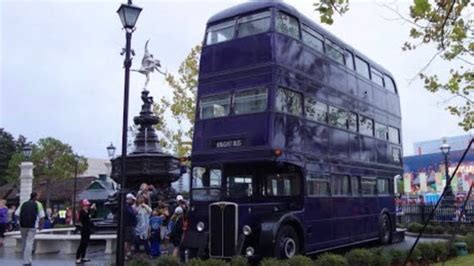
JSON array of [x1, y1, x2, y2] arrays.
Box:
[[409, 50, 443, 84], [439, 0, 456, 49]]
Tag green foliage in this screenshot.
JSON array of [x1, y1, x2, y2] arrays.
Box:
[[432, 241, 449, 260], [465, 233, 474, 253], [388, 249, 405, 266], [259, 258, 287, 266], [344, 248, 374, 266], [408, 222, 423, 233], [6, 137, 88, 207], [314, 0, 474, 131], [154, 45, 201, 157], [0, 129, 16, 184], [229, 256, 247, 266], [434, 225, 445, 234], [314, 253, 348, 266], [313, 0, 349, 25], [186, 258, 227, 266], [418, 242, 436, 262], [288, 255, 312, 266], [369, 247, 391, 266], [425, 224, 435, 234], [406, 247, 422, 263], [128, 258, 150, 266], [155, 255, 180, 266]]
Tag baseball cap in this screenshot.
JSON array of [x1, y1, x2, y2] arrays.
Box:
[[176, 195, 184, 202], [175, 206, 183, 215], [81, 199, 91, 206], [126, 193, 136, 201]]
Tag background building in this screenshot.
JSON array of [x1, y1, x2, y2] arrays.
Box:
[[413, 134, 472, 155]]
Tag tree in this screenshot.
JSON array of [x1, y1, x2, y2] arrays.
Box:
[[6, 137, 88, 208], [0, 129, 16, 185], [153, 45, 201, 157], [314, 0, 473, 130]]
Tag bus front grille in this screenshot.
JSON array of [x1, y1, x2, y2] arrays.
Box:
[[209, 202, 238, 258]]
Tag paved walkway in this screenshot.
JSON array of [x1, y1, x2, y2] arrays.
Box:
[[0, 243, 113, 266]]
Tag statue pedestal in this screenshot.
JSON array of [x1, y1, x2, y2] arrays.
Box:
[[19, 162, 34, 205]]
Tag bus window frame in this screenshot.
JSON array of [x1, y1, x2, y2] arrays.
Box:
[[205, 18, 237, 46], [306, 174, 331, 197], [236, 10, 272, 39], [275, 10, 301, 40], [232, 87, 269, 115], [384, 74, 398, 94], [275, 87, 303, 117], [199, 92, 232, 120]]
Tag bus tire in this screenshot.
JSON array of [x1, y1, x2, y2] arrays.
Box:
[[379, 213, 392, 244], [274, 225, 299, 259]]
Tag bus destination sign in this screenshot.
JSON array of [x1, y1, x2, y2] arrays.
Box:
[[215, 139, 242, 148]]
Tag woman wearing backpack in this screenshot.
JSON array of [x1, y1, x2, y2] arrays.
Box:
[[168, 206, 184, 258]]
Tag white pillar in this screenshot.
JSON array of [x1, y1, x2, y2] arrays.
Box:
[[19, 162, 35, 205], [105, 161, 112, 177]]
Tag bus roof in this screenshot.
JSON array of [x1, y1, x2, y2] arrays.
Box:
[[207, 0, 394, 77]]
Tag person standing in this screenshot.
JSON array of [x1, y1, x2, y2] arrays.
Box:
[[15, 192, 45, 266], [0, 199, 8, 247], [148, 209, 163, 258], [168, 206, 184, 258], [134, 195, 152, 255], [124, 193, 137, 261], [157, 201, 170, 254], [75, 199, 96, 264], [9, 205, 18, 231]]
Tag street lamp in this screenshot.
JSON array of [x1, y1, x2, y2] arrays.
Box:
[[116, 1, 141, 265], [440, 140, 454, 206], [107, 143, 116, 159], [22, 145, 32, 161], [72, 154, 80, 226]]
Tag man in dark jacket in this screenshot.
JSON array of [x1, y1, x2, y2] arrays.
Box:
[[124, 193, 137, 260], [15, 192, 45, 266]]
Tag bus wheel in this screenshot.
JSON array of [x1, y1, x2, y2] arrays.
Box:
[[274, 225, 299, 259], [379, 214, 392, 244]]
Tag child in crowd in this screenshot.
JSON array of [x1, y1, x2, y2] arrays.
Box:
[[168, 206, 184, 258], [149, 209, 163, 258]]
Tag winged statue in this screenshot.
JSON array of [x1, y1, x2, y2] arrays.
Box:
[[132, 40, 165, 89]]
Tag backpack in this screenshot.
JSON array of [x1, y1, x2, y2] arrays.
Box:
[[20, 200, 39, 228]]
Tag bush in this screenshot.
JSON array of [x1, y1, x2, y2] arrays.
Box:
[[405, 247, 421, 263], [465, 233, 474, 253], [155, 255, 180, 266], [432, 241, 449, 261], [395, 223, 405, 229], [344, 248, 374, 266], [128, 258, 150, 266], [186, 258, 207, 266], [369, 247, 391, 266], [259, 258, 287, 266], [434, 225, 445, 234], [229, 256, 247, 266], [425, 225, 434, 234], [407, 222, 423, 233], [288, 255, 312, 266], [417, 242, 436, 262], [388, 249, 405, 266], [314, 253, 347, 266]]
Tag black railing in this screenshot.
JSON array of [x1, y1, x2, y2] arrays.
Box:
[[399, 203, 474, 225]]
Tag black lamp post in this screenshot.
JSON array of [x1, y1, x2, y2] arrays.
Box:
[[22, 145, 32, 161], [116, 1, 141, 265], [72, 154, 80, 226], [440, 140, 454, 206]]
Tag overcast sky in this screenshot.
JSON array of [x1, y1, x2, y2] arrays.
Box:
[[1, 0, 471, 159]]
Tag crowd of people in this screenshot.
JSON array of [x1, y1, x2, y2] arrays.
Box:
[[123, 182, 189, 261]]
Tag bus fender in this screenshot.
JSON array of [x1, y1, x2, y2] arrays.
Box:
[[258, 212, 305, 256]]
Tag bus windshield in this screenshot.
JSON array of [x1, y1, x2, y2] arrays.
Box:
[[191, 167, 222, 201]]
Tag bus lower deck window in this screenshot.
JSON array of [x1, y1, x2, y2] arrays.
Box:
[[200, 94, 231, 119]]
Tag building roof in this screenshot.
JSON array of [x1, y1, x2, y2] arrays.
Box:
[[404, 148, 474, 173], [80, 158, 109, 177], [0, 176, 96, 204], [77, 175, 117, 201]]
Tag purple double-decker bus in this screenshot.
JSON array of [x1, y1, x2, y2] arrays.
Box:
[[183, 1, 403, 260]]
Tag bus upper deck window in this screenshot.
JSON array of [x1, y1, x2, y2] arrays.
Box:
[[384, 75, 397, 94], [371, 67, 384, 87], [200, 93, 231, 119], [206, 20, 235, 45], [302, 25, 324, 52], [325, 40, 344, 65], [276, 87, 302, 116], [345, 50, 355, 70], [355, 56, 370, 80], [276, 11, 300, 39], [237, 11, 271, 38]]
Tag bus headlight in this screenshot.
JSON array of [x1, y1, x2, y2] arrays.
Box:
[[245, 246, 255, 257], [197, 221, 205, 232], [243, 225, 252, 236]]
